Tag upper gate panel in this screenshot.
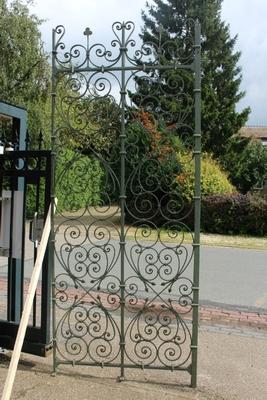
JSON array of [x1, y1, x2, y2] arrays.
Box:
[[53, 20, 195, 71]]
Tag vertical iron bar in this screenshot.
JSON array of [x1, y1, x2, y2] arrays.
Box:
[[7, 172, 14, 321], [32, 140, 42, 327], [0, 160, 3, 318], [40, 153, 52, 345], [119, 22, 126, 382], [191, 20, 201, 389], [51, 28, 57, 375]]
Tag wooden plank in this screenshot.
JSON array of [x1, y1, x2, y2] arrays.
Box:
[[1, 203, 54, 400]]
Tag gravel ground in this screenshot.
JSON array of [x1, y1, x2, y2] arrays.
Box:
[[1, 326, 267, 400]]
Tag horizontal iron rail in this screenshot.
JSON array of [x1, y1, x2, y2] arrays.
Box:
[[0, 150, 51, 158], [55, 62, 194, 74], [0, 170, 48, 178], [54, 360, 191, 372]]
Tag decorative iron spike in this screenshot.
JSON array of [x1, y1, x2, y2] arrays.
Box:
[[25, 129, 30, 150], [83, 27, 92, 67], [38, 130, 44, 150], [14, 130, 19, 150]]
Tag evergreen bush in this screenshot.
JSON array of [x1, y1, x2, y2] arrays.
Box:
[[176, 152, 235, 201], [201, 193, 267, 236], [56, 148, 103, 213]]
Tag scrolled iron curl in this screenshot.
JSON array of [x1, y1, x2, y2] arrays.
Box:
[[89, 339, 119, 363], [134, 341, 157, 365], [130, 42, 155, 63], [144, 262, 159, 281], [54, 20, 194, 71], [88, 311, 107, 337], [55, 290, 68, 305], [125, 281, 138, 296], [179, 295, 192, 308], [106, 293, 120, 310], [88, 76, 112, 97], [124, 307, 191, 367], [95, 340, 112, 357], [62, 224, 87, 247], [133, 74, 160, 95], [158, 312, 172, 327], [132, 193, 159, 219], [158, 342, 182, 364], [64, 44, 85, 62], [73, 247, 87, 263], [89, 224, 112, 245], [65, 337, 87, 359], [55, 298, 121, 363], [73, 321, 87, 337], [178, 279, 193, 296], [144, 248, 158, 264], [106, 280, 119, 294]]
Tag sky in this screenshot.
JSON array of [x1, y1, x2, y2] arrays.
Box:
[[29, 0, 267, 126]]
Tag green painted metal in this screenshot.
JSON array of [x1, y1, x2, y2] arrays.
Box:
[[51, 20, 201, 386], [50, 27, 57, 375], [119, 22, 127, 382], [191, 19, 201, 388]]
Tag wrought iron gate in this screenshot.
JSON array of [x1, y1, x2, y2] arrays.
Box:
[[51, 19, 201, 387]]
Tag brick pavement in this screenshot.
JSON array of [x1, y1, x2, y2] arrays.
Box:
[[1, 276, 267, 331]]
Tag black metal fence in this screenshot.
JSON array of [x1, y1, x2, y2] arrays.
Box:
[[0, 132, 52, 356]]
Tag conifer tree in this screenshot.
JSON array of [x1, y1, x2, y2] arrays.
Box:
[[138, 0, 250, 156]]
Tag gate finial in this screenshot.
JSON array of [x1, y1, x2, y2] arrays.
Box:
[[83, 27, 92, 37]]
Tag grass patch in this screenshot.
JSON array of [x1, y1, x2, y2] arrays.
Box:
[[200, 233, 267, 250], [125, 226, 267, 250], [56, 207, 267, 250]]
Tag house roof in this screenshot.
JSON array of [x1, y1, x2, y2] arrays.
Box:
[[239, 126, 267, 139]]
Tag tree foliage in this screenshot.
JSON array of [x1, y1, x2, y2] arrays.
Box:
[[54, 85, 121, 158], [122, 110, 234, 225], [0, 0, 50, 136], [222, 136, 267, 193], [138, 0, 250, 156]]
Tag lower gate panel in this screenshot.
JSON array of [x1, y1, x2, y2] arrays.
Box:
[[53, 153, 194, 372]]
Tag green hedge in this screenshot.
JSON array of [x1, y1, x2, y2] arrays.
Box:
[[201, 194, 267, 236], [56, 148, 103, 212], [25, 148, 104, 216]]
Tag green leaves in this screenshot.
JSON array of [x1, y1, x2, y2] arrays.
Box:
[[0, 0, 50, 138], [223, 136, 267, 193]]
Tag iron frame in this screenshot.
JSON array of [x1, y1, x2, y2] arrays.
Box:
[[51, 20, 201, 386]]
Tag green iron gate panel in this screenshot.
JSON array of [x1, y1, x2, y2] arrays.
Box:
[[51, 20, 201, 387]]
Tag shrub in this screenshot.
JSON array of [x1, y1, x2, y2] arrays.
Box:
[[176, 152, 235, 201], [124, 111, 235, 227], [56, 148, 103, 213], [123, 111, 189, 225], [25, 181, 46, 218], [222, 136, 267, 193], [201, 193, 267, 236]]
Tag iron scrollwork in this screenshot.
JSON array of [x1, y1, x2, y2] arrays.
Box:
[[52, 19, 200, 383]]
